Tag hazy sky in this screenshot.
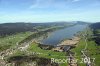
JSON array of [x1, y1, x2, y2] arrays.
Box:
[[0, 0, 100, 23]]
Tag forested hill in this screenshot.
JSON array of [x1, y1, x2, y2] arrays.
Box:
[[0, 22, 72, 36], [90, 22, 100, 29], [90, 22, 100, 45]]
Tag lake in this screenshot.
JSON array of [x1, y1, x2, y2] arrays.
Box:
[[41, 24, 87, 46]]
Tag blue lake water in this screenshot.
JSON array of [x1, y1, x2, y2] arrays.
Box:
[[41, 24, 87, 46]]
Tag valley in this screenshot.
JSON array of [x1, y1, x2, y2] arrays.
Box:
[[0, 22, 100, 66]]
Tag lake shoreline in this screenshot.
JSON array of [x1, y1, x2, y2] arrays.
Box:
[[41, 25, 86, 46], [52, 36, 80, 52], [58, 36, 80, 46]]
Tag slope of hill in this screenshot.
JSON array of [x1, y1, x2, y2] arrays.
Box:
[[0, 22, 72, 36], [90, 22, 100, 29], [90, 22, 100, 45]]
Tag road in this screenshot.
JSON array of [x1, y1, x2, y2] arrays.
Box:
[[81, 30, 93, 66]]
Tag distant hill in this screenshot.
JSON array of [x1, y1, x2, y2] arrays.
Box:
[[0, 22, 72, 36], [90, 22, 100, 29], [75, 21, 90, 25]]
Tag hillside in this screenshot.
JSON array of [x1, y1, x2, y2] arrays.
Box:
[[90, 22, 100, 45], [0, 22, 72, 36]]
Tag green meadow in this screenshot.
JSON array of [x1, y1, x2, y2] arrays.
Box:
[[0, 32, 33, 51]]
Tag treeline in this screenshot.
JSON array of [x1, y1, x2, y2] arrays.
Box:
[[90, 22, 100, 45]]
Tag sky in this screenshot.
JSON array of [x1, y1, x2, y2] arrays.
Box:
[[0, 0, 100, 23]]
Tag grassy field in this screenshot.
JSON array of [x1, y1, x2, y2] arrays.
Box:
[[71, 28, 100, 66], [28, 42, 67, 66], [0, 32, 33, 51]]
